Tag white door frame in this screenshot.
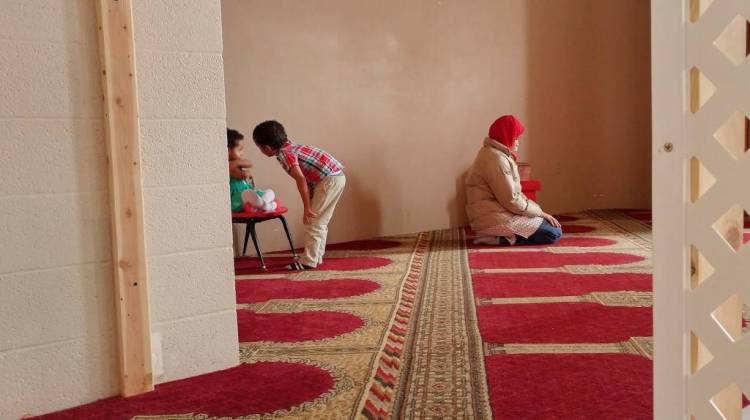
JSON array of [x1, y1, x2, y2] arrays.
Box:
[[652, 1, 690, 418], [653, 1, 750, 419]]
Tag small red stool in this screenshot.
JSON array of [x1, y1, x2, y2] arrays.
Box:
[[231, 200, 299, 270]]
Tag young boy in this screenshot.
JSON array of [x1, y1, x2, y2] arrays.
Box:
[[227, 128, 276, 212], [252, 120, 345, 270]]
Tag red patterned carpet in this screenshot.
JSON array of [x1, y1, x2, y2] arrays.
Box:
[[469, 209, 654, 419], [237, 309, 365, 342], [34, 362, 335, 419], [478, 303, 652, 343], [35, 238, 405, 419], [35, 213, 659, 419], [486, 354, 653, 419], [469, 250, 644, 269], [468, 236, 616, 249], [234, 255, 393, 274], [473, 272, 652, 297], [561, 224, 597, 233], [236, 278, 380, 304]]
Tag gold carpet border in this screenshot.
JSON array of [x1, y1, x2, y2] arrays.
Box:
[[394, 229, 492, 419], [237, 232, 427, 420], [477, 291, 653, 307], [356, 231, 432, 418], [486, 336, 654, 359]]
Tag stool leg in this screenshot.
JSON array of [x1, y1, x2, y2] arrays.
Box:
[[279, 215, 298, 259], [248, 222, 266, 270], [242, 222, 251, 256]]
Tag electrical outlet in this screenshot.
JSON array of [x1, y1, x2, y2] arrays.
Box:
[[151, 333, 164, 380]]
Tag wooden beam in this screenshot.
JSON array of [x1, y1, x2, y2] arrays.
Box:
[[95, 0, 154, 397]]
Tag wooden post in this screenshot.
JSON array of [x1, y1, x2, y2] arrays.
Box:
[[95, 0, 154, 397]]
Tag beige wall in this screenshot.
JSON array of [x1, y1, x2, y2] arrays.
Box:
[[523, 1, 652, 213], [0, 1, 237, 418], [222, 0, 651, 252]]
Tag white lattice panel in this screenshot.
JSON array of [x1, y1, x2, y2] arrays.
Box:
[[686, 1, 750, 419]]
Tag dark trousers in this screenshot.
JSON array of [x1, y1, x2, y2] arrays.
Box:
[[515, 220, 563, 245]]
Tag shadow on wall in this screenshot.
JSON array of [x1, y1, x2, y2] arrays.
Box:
[[330, 172, 382, 242], [64, 0, 119, 396], [447, 169, 470, 228], [523, 0, 652, 214]]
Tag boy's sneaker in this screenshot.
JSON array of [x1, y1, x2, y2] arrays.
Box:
[[288, 262, 314, 270]]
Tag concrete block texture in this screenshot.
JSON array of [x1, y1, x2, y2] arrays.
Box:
[[149, 247, 235, 323], [0, 0, 235, 416], [133, 0, 223, 53], [0, 0, 97, 45], [152, 309, 239, 383], [140, 118, 228, 188], [143, 183, 233, 256], [0, 192, 112, 275], [0, 119, 107, 196], [0, 263, 114, 352], [0, 334, 118, 419], [136, 51, 226, 119], [0, 40, 101, 118]]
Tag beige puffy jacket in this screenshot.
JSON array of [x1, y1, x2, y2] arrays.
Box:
[[465, 138, 542, 232]]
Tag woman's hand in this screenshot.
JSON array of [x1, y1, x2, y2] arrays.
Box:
[[542, 212, 562, 228], [303, 207, 318, 225]]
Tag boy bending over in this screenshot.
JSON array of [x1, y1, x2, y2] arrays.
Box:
[[252, 120, 345, 270]]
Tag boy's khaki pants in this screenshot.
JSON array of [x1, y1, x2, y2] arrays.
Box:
[[300, 174, 346, 267]]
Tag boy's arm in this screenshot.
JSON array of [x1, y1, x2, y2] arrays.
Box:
[[235, 159, 253, 169], [229, 159, 253, 179], [288, 166, 317, 224]]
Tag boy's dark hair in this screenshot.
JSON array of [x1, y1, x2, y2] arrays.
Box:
[[227, 128, 244, 148], [252, 120, 288, 151]]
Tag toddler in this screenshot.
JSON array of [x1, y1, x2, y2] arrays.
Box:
[[228, 128, 276, 212]]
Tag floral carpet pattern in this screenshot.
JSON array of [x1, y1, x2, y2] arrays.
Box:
[[467, 209, 654, 419], [36, 210, 683, 419]]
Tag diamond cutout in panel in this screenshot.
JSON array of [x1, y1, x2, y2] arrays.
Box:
[[690, 245, 715, 289], [712, 205, 747, 252], [690, 331, 714, 373], [689, 0, 716, 23], [690, 157, 717, 203], [713, 15, 750, 66], [713, 112, 750, 160], [690, 67, 717, 113], [711, 294, 744, 342], [709, 383, 745, 420]]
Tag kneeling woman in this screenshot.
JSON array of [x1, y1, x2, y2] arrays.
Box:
[[465, 115, 562, 246]]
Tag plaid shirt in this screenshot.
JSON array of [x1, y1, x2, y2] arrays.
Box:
[[276, 141, 343, 187]]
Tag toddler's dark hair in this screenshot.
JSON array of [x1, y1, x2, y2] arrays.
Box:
[[252, 120, 287, 151], [227, 128, 244, 148]]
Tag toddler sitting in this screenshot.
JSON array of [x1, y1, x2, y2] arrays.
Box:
[[228, 128, 276, 212]]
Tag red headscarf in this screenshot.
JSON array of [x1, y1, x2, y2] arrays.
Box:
[[488, 115, 525, 161]]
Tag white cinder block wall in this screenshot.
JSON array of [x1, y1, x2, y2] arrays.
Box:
[[132, 0, 238, 386], [0, 1, 237, 418]]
